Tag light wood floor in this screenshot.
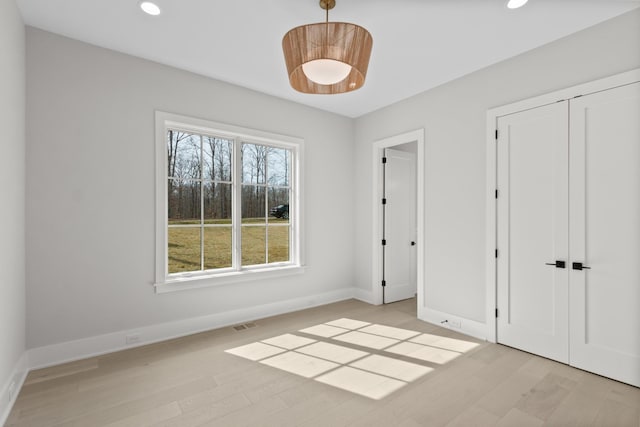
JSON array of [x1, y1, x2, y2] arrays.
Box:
[[6, 298, 640, 426]]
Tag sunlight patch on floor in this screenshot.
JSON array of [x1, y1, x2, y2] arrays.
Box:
[[332, 331, 400, 350], [350, 354, 433, 382], [386, 341, 460, 364], [260, 351, 339, 378], [316, 366, 406, 400], [325, 318, 371, 330], [225, 318, 478, 400], [358, 324, 421, 340], [296, 341, 368, 364], [224, 342, 286, 361], [261, 333, 316, 350], [298, 324, 349, 337]]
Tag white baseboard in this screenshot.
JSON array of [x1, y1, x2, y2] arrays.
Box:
[[419, 307, 487, 341], [28, 287, 357, 370], [353, 287, 375, 304], [0, 352, 29, 426]]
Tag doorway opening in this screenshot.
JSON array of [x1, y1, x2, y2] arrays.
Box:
[[372, 130, 424, 313]]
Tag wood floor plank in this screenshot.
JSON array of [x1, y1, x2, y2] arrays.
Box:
[[259, 389, 350, 427], [515, 373, 575, 421], [152, 393, 251, 427], [25, 358, 99, 386], [14, 369, 214, 425], [475, 370, 542, 417], [608, 381, 640, 409], [543, 389, 604, 427], [444, 405, 501, 427], [298, 395, 375, 427], [102, 401, 182, 427], [178, 368, 278, 413], [591, 398, 640, 427], [52, 376, 216, 427], [496, 408, 544, 427], [199, 395, 288, 427]]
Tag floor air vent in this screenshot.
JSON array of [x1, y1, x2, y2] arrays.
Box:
[[233, 322, 257, 331]]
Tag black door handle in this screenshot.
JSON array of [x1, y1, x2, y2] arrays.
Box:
[[545, 260, 566, 268], [572, 262, 591, 270], [410, 241, 416, 246]]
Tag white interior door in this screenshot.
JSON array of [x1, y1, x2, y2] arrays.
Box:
[[384, 148, 417, 303], [568, 82, 640, 387], [496, 102, 569, 363]]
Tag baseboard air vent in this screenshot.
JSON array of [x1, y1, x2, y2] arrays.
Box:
[[232, 322, 257, 331]]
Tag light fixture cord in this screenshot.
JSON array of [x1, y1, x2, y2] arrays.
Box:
[[324, 2, 329, 57]]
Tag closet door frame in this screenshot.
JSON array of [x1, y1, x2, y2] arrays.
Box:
[[485, 68, 640, 343]]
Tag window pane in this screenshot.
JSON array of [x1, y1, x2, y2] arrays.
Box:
[[168, 179, 201, 224], [269, 226, 290, 263], [268, 188, 289, 223], [167, 131, 201, 179], [267, 147, 290, 187], [242, 143, 267, 184], [242, 185, 266, 223], [203, 227, 232, 269], [242, 226, 266, 266], [203, 137, 232, 182], [168, 227, 201, 273], [204, 183, 231, 222]]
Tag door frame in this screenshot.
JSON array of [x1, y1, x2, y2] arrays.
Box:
[[371, 129, 425, 311], [485, 68, 640, 343]]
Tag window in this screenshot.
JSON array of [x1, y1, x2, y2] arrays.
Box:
[[155, 112, 304, 292]]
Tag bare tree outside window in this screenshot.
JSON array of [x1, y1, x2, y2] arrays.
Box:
[[241, 143, 291, 265]]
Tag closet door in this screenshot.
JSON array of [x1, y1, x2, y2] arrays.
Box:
[[569, 82, 640, 387], [496, 101, 569, 363]]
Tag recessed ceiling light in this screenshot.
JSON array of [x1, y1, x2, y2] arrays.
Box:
[[140, 1, 161, 16], [507, 0, 528, 9]]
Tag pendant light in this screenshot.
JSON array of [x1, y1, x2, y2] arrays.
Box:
[[282, 0, 373, 94]]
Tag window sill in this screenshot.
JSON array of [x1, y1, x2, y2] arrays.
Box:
[[154, 265, 306, 294]]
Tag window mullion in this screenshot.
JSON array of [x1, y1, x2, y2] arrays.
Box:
[[265, 150, 269, 265], [233, 139, 242, 270], [200, 135, 205, 271], [290, 150, 296, 265], [163, 125, 170, 280]]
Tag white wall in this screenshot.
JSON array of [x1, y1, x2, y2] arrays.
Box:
[[26, 28, 355, 350], [353, 9, 640, 327], [0, 0, 26, 419]]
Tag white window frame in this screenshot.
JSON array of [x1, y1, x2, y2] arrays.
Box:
[[154, 111, 305, 293]]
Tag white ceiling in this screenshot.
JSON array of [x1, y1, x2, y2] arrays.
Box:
[[16, 0, 640, 118]]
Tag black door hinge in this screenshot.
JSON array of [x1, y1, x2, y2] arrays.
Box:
[[495, 249, 498, 258], [495, 308, 499, 318], [495, 189, 498, 199], [382, 157, 387, 164], [382, 239, 387, 246], [381, 280, 386, 287], [495, 129, 498, 140], [382, 198, 387, 205]]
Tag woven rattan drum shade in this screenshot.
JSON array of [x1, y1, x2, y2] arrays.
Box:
[[283, 22, 373, 94]]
